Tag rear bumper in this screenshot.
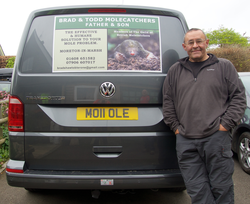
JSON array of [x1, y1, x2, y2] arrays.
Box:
[[6, 160, 184, 190], [7, 172, 185, 190]]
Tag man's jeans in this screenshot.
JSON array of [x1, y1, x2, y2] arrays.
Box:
[[176, 131, 234, 204]]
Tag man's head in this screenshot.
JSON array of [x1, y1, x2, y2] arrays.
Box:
[[182, 28, 209, 62]]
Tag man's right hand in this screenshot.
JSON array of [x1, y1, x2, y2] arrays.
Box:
[[175, 129, 179, 135], [219, 124, 228, 131]]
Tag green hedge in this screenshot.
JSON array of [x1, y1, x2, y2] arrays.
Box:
[[208, 46, 250, 72]]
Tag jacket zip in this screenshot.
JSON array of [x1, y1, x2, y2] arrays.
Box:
[[183, 63, 216, 83], [179, 55, 218, 83]]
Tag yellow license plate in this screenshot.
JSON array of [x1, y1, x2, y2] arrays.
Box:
[[77, 107, 138, 120]]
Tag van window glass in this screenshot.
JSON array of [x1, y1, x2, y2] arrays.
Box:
[[20, 15, 186, 74]]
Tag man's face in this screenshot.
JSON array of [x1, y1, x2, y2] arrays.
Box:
[[182, 30, 209, 62]]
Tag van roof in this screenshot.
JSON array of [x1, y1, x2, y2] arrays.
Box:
[[29, 5, 188, 29], [16, 5, 189, 64]]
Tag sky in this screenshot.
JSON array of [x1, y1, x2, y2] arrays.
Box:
[[1, 0, 249, 56]]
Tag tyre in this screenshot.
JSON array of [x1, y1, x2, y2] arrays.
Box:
[[237, 132, 250, 174]]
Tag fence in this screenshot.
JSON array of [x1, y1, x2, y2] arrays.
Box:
[[0, 99, 8, 146]]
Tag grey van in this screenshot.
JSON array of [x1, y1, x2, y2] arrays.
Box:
[[6, 5, 188, 191]]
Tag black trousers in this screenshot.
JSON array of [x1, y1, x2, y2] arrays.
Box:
[[176, 131, 234, 204]]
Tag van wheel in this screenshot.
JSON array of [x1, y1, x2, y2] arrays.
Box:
[[237, 132, 250, 174]]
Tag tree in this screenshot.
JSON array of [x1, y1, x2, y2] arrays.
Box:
[[6, 57, 15, 68], [206, 26, 249, 47]]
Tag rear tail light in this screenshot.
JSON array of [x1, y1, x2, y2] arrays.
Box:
[[8, 96, 24, 132], [6, 168, 24, 174], [88, 9, 126, 13]]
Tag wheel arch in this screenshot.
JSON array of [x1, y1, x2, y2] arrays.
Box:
[[231, 124, 250, 153]]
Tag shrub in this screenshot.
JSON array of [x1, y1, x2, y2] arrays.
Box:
[[0, 91, 9, 166], [208, 46, 250, 72], [0, 125, 9, 166], [0, 91, 9, 118], [6, 57, 15, 68]]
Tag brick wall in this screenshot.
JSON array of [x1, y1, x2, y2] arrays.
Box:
[[0, 56, 15, 68]]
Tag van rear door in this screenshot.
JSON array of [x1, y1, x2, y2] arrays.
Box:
[[11, 7, 188, 172]]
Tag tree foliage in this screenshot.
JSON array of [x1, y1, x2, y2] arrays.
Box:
[[206, 26, 249, 47], [6, 57, 15, 68]]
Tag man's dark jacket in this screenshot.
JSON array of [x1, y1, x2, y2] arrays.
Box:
[[162, 54, 246, 138]]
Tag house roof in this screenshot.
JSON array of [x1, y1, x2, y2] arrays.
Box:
[[0, 44, 5, 56]]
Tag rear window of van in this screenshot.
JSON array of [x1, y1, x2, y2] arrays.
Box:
[[20, 15, 186, 74]]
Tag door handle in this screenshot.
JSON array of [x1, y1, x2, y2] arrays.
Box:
[[93, 146, 122, 158]]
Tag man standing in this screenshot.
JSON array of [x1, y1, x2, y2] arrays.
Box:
[[162, 28, 246, 204]]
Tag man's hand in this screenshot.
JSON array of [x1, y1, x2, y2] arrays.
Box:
[[219, 124, 228, 131], [175, 129, 179, 135]]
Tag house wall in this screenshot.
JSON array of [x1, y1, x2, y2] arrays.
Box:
[[0, 56, 15, 68]]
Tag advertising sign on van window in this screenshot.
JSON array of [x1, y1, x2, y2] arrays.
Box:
[[53, 15, 161, 72]]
